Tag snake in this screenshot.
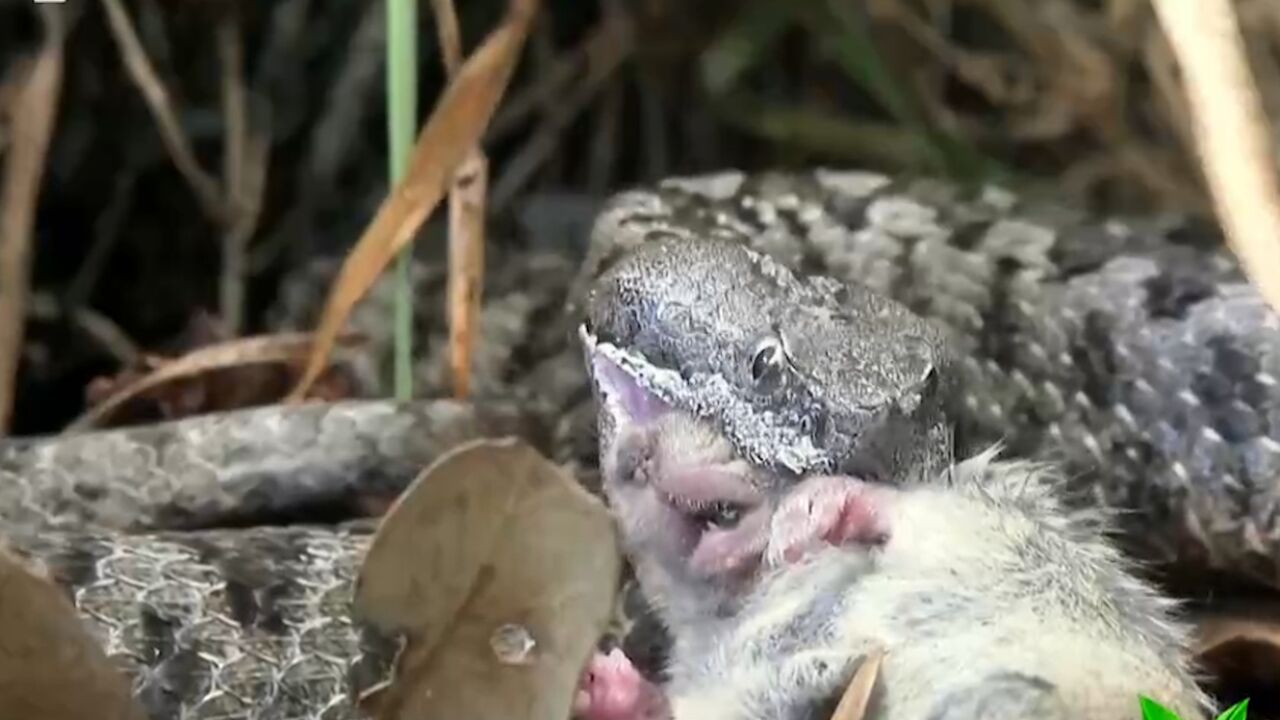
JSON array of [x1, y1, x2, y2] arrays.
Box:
[[2, 169, 1277, 719]]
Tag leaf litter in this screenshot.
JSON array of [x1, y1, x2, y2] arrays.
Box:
[[353, 437, 623, 720], [0, 544, 147, 720]]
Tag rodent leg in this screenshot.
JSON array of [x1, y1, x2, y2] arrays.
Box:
[[765, 475, 889, 567], [573, 648, 672, 720]]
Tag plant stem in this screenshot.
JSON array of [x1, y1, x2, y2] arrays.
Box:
[[387, 0, 418, 401]]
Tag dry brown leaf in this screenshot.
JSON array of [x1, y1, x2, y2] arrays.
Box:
[[66, 331, 364, 432], [0, 544, 147, 720], [79, 313, 357, 428], [1193, 603, 1280, 692], [447, 152, 489, 399], [829, 646, 887, 720], [1152, 0, 1280, 314], [353, 437, 622, 720], [287, 0, 540, 402], [0, 8, 65, 435]]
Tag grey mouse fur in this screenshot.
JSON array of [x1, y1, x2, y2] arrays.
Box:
[[601, 404, 1214, 720]]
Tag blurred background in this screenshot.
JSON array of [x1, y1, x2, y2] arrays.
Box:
[[1, 0, 1277, 434]]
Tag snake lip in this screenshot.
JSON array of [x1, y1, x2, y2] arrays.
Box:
[[579, 324, 686, 426]]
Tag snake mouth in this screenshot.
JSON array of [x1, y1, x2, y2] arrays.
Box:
[[579, 324, 686, 427]]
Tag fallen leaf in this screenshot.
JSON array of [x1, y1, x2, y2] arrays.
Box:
[[287, 0, 540, 401], [1192, 603, 1280, 710], [1152, 0, 1280, 314], [0, 7, 65, 434], [353, 437, 622, 720], [67, 330, 364, 432], [0, 544, 147, 720], [829, 646, 886, 720]]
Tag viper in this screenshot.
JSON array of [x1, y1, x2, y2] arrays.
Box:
[[2, 169, 1276, 718]]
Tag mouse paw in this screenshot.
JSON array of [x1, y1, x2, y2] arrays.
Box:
[[573, 648, 671, 720], [766, 475, 889, 567]]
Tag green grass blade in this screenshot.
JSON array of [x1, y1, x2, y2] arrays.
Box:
[[387, 0, 419, 401], [1140, 695, 1185, 720], [1217, 698, 1250, 720]]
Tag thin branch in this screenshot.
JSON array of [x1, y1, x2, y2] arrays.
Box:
[[431, 0, 464, 72], [66, 166, 138, 307], [587, 81, 621, 193], [100, 0, 228, 222], [490, 13, 632, 210], [432, 0, 491, 399], [0, 7, 66, 433], [249, 1, 386, 275], [486, 15, 621, 141], [216, 8, 269, 335]]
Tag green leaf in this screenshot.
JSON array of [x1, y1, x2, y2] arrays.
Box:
[[1140, 695, 1184, 720], [1216, 698, 1250, 720]]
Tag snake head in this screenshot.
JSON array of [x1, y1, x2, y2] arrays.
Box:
[[580, 236, 958, 484]]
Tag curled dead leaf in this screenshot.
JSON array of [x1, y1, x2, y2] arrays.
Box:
[[0, 544, 147, 720], [354, 437, 621, 720], [67, 331, 363, 432], [1193, 603, 1280, 711]]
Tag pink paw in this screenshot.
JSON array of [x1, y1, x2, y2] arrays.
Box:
[[765, 475, 889, 567], [573, 648, 671, 720]]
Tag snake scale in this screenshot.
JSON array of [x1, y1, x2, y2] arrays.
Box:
[[2, 169, 1278, 718]]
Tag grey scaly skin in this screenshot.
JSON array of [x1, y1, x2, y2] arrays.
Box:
[[3, 168, 1278, 717], [575, 169, 1280, 591], [5, 523, 388, 720], [0, 399, 547, 719], [0, 399, 548, 533], [580, 235, 956, 485]]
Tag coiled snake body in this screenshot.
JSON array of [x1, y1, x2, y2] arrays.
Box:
[[2, 170, 1278, 718]]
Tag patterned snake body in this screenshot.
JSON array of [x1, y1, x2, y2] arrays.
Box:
[[582, 170, 1280, 588], [2, 170, 1279, 718]]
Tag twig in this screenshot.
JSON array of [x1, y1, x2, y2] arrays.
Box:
[[635, 66, 669, 180], [66, 167, 137, 307], [307, 3, 387, 191], [100, 0, 228, 223], [218, 8, 250, 334], [286, 0, 541, 401], [485, 15, 621, 142], [433, 0, 490, 399], [249, 1, 386, 275], [587, 81, 621, 193], [432, 0, 464, 71], [446, 152, 488, 399], [529, 18, 565, 184], [70, 307, 142, 367], [25, 292, 140, 367], [215, 7, 271, 337], [1152, 0, 1280, 313], [0, 7, 66, 434], [67, 331, 365, 433], [713, 95, 937, 169], [490, 13, 633, 210]]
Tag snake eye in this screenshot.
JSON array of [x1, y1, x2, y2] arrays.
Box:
[[691, 501, 746, 530], [750, 337, 787, 391], [798, 410, 827, 439]]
